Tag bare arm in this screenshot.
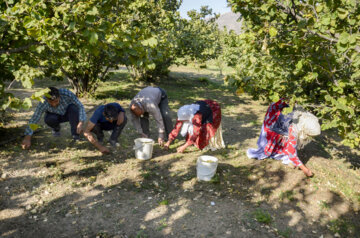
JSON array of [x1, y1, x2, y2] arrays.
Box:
[[117, 111, 125, 125], [84, 121, 109, 154]]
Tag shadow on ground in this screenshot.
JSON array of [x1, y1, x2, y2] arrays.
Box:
[[1, 69, 359, 238]]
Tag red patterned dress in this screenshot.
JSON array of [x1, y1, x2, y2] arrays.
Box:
[[169, 100, 221, 150], [247, 99, 302, 167]]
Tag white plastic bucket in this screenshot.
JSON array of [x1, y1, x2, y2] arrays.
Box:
[[196, 155, 218, 181], [133, 138, 154, 160]]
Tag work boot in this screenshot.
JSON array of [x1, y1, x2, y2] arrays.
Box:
[[109, 140, 119, 147], [72, 135, 81, 142], [52, 130, 61, 137]]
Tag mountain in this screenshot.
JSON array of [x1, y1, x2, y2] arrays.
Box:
[[215, 12, 242, 34]]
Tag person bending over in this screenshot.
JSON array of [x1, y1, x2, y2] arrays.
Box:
[[247, 99, 321, 177], [129, 86, 173, 146], [164, 100, 225, 153], [84, 103, 127, 154], [22, 87, 86, 149]]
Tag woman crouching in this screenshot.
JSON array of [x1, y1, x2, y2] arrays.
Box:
[[247, 99, 321, 177], [164, 100, 225, 153]]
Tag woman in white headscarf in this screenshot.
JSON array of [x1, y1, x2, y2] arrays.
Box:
[[164, 100, 225, 153], [247, 99, 321, 177]]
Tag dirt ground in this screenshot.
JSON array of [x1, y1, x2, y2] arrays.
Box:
[[1, 68, 360, 238]]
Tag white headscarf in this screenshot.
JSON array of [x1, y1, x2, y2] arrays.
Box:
[[292, 110, 321, 149], [177, 104, 200, 137]]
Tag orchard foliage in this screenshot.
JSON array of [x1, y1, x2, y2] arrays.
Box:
[[227, 0, 360, 148], [0, 0, 183, 110], [1, 0, 127, 100], [218, 30, 243, 67], [120, 0, 182, 80], [177, 6, 222, 64]]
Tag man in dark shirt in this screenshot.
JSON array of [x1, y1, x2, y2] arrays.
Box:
[[84, 103, 127, 154]]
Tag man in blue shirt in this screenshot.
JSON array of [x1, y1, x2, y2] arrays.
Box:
[[84, 103, 127, 154], [22, 87, 86, 149]]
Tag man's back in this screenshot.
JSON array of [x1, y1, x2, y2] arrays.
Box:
[[131, 86, 162, 109]]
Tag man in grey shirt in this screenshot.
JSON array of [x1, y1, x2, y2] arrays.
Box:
[[129, 86, 173, 146]]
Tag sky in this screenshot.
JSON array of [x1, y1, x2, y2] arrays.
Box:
[[179, 0, 231, 19]]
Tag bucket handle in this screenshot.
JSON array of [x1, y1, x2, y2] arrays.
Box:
[[133, 141, 154, 150]]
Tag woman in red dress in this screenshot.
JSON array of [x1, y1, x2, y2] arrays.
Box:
[[164, 100, 225, 153], [247, 99, 321, 177]]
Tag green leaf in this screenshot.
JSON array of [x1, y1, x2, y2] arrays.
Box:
[[22, 78, 34, 89], [338, 98, 347, 105], [23, 16, 35, 28], [89, 32, 98, 44], [339, 32, 350, 44], [337, 8, 348, 20], [146, 63, 156, 70], [29, 124, 40, 131], [321, 17, 330, 26], [296, 60, 303, 70], [260, 4, 270, 12], [22, 98, 32, 109], [68, 22, 76, 31], [141, 37, 158, 47], [36, 45, 45, 54], [88, 6, 99, 16], [316, 5, 323, 13], [348, 19, 356, 25], [270, 93, 279, 102], [348, 34, 356, 45], [269, 27, 277, 37]]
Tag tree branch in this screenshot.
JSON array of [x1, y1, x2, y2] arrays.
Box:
[[100, 65, 110, 81], [0, 42, 42, 54], [274, 1, 360, 53]]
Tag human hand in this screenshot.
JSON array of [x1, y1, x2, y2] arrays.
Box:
[[163, 141, 171, 150], [21, 135, 32, 150], [299, 165, 314, 177], [176, 144, 187, 153], [100, 146, 110, 155], [304, 168, 314, 177], [158, 137, 164, 147], [77, 121, 84, 134]]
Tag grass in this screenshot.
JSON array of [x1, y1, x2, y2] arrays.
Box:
[[135, 229, 148, 238], [279, 190, 295, 202], [210, 173, 220, 184], [277, 228, 292, 238], [158, 199, 169, 206], [328, 219, 356, 237], [253, 209, 272, 224], [140, 171, 154, 179], [157, 218, 168, 231], [319, 200, 330, 210]]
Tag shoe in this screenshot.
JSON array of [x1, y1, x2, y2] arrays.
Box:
[[52, 130, 61, 137], [109, 140, 119, 147], [72, 135, 81, 141]]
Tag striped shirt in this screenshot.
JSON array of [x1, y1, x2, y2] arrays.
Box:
[[24, 88, 86, 135]]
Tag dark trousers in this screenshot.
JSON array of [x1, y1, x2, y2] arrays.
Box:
[[91, 116, 127, 142], [140, 87, 173, 140], [44, 104, 79, 136]]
